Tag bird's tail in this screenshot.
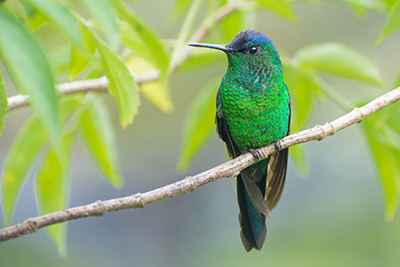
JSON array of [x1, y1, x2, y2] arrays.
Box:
[[237, 149, 289, 252], [237, 160, 268, 252]]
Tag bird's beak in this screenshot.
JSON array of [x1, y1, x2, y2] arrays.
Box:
[[188, 43, 233, 52]]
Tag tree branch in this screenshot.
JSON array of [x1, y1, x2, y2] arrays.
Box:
[[1, 87, 399, 242]]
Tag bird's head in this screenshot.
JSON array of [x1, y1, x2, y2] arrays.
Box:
[[189, 30, 282, 72]]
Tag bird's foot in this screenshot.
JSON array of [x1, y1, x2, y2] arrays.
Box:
[[248, 148, 261, 161], [274, 138, 283, 151]]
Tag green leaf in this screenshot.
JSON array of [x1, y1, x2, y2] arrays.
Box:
[[171, 0, 191, 18], [177, 78, 218, 172], [3, 0, 27, 20], [330, 0, 379, 9], [168, 0, 203, 74], [141, 81, 174, 113], [1, 97, 80, 225], [282, 63, 320, 176], [376, 1, 400, 44], [394, 71, 400, 88], [179, 49, 223, 71], [21, 0, 83, 49], [68, 23, 96, 80], [125, 55, 174, 113], [81, 0, 119, 49], [0, 7, 60, 147], [296, 43, 385, 86], [35, 129, 75, 257], [79, 98, 123, 187], [256, 0, 297, 20], [283, 64, 319, 134], [119, 12, 170, 78], [385, 99, 400, 136], [95, 38, 139, 128], [206, 0, 224, 17], [0, 72, 7, 137], [290, 145, 309, 176], [81, 51, 105, 80], [380, 0, 399, 8], [221, 11, 243, 43], [348, 3, 368, 18], [49, 45, 70, 77], [363, 121, 400, 221], [1, 116, 47, 225], [25, 8, 49, 31]]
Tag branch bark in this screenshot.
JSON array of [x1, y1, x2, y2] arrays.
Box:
[[1, 86, 399, 242]]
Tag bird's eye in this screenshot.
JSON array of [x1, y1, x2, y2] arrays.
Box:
[[249, 46, 259, 55]]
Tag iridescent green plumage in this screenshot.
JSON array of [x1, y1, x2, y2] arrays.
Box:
[[190, 30, 291, 252]]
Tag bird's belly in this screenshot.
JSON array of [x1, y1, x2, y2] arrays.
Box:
[[225, 104, 289, 153]]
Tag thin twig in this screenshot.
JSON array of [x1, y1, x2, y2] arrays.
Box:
[[1, 87, 399, 242]]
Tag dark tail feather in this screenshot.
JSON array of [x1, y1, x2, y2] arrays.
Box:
[[237, 173, 266, 252]]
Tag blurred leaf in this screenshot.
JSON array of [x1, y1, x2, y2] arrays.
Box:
[[81, 0, 119, 49], [283, 63, 320, 175], [179, 49, 223, 71], [385, 99, 400, 136], [68, 23, 96, 80], [348, 3, 368, 17], [95, 38, 139, 128], [394, 71, 400, 88], [119, 11, 170, 78], [171, 0, 191, 18], [376, 1, 400, 44], [82, 51, 106, 80], [35, 129, 75, 257], [379, 0, 399, 8], [49, 45, 69, 77], [177, 78, 218, 172], [141, 81, 174, 113], [290, 145, 309, 176], [241, 9, 257, 31], [169, 0, 203, 74], [0, 73, 7, 137], [256, 0, 297, 20], [221, 11, 243, 43], [206, 0, 224, 16], [125, 55, 174, 113], [79, 98, 123, 187], [330, 0, 379, 9], [2, 115, 47, 225], [25, 9, 48, 31], [363, 121, 400, 221], [3, 0, 27, 20], [0, 7, 60, 147], [21, 0, 83, 49], [296, 43, 384, 86], [1, 97, 80, 225], [283, 64, 319, 133]]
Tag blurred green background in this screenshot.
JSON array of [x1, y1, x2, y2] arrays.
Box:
[[1, 0, 400, 266]]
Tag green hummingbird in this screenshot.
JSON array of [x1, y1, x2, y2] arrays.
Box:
[[189, 30, 291, 252]]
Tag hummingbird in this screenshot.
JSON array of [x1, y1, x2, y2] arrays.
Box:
[[189, 30, 291, 252]]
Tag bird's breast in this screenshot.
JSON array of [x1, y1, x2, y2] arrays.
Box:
[[220, 81, 290, 152]]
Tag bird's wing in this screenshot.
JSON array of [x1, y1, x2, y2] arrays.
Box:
[[216, 88, 238, 158], [216, 88, 270, 217], [265, 98, 291, 211], [265, 148, 288, 210]]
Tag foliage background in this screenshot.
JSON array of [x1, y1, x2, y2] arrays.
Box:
[[1, 0, 400, 266]]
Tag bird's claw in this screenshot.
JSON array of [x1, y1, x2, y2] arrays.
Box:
[[248, 148, 261, 160], [274, 139, 283, 151]]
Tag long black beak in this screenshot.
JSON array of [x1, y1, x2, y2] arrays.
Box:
[[188, 43, 232, 52]]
